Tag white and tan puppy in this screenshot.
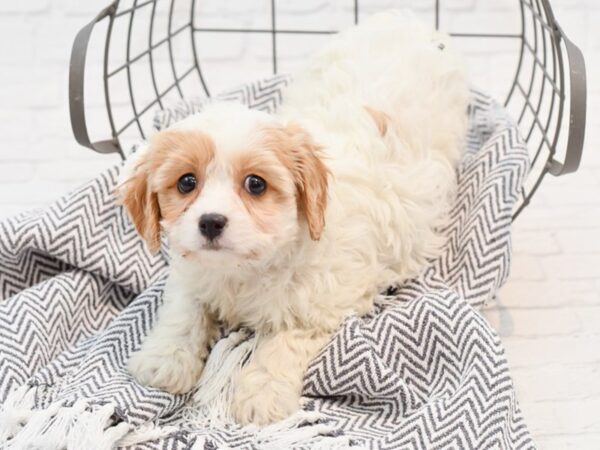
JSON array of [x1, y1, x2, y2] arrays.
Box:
[[119, 11, 469, 425]]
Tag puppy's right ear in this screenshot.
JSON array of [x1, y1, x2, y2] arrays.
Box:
[[116, 149, 162, 254]]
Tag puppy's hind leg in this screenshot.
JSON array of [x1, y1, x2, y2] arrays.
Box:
[[128, 284, 218, 394]]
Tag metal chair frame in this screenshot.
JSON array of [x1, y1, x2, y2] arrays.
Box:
[[69, 0, 587, 219]]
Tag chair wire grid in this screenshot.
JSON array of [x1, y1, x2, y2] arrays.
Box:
[[69, 0, 587, 220]]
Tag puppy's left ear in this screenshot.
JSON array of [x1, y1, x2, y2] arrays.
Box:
[[284, 124, 330, 241]]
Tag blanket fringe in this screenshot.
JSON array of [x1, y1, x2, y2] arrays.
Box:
[[0, 386, 130, 450], [66, 404, 130, 450], [0, 384, 36, 441], [1, 331, 341, 449], [254, 410, 339, 449], [188, 411, 348, 450], [182, 329, 256, 428], [116, 423, 179, 447]]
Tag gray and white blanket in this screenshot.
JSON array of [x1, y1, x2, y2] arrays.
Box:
[[0, 78, 534, 449]]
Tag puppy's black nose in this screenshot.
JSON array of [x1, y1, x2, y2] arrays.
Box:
[[199, 213, 228, 240]]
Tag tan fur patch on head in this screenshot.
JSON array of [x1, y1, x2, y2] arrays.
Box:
[[261, 124, 330, 241], [118, 129, 215, 253], [149, 130, 215, 191], [232, 150, 296, 233], [364, 105, 391, 136], [150, 130, 215, 227]]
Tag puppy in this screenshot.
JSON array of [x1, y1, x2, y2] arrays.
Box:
[[119, 11, 469, 425]]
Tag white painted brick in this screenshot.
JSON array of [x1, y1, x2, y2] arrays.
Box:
[[575, 306, 600, 335], [512, 230, 561, 255], [0, 136, 69, 161], [276, 4, 353, 32], [35, 159, 115, 182], [488, 303, 600, 339], [34, 15, 96, 63], [535, 434, 600, 450], [519, 397, 600, 436], [548, 167, 600, 187], [0, 110, 35, 142], [508, 254, 546, 280], [510, 363, 600, 403], [190, 12, 251, 31], [29, 108, 77, 141], [555, 229, 600, 254], [0, 163, 36, 183], [0, 205, 43, 219], [589, 12, 600, 48], [499, 279, 600, 308], [539, 186, 600, 207], [276, 0, 331, 15], [541, 254, 600, 279], [0, 180, 75, 205], [0, 0, 50, 14], [445, 0, 477, 11], [587, 86, 600, 120], [446, 11, 520, 35], [503, 335, 600, 367], [475, 0, 514, 11], [515, 203, 600, 231], [488, 53, 523, 100], [483, 306, 582, 338], [58, 0, 115, 17], [0, 19, 36, 63], [0, 67, 63, 109], [353, 0, 436, 13], [221, 0, 270, 15]]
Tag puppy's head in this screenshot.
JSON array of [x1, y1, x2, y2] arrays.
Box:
[[117, 103, 329, 269]]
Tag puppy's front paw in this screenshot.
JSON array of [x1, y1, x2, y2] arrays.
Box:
[[232, 366, 301, 426], [128, 345, 204, 394]]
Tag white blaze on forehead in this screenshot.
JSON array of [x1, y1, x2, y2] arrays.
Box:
[[191, 172, 236, 215], [170, 102, 279, 160]]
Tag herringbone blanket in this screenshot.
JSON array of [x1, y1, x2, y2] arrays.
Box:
[[0, 79, 534, 449]]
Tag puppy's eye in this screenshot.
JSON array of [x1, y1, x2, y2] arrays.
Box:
[[244, 175, 267, 196], [177, 173, 197, 194]]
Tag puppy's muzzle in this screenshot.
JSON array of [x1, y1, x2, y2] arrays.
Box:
[[199, 213, 228, 241]]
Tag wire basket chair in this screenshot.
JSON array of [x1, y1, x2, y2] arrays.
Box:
[[69, 0, 587, 219]]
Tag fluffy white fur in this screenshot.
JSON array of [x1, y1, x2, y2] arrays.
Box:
[[122, 11, 469, 426]]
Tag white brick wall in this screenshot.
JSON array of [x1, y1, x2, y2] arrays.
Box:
[[0, 0, 598, 447]]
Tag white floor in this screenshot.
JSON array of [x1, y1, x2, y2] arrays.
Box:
[[483, 111, 600, 448]]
